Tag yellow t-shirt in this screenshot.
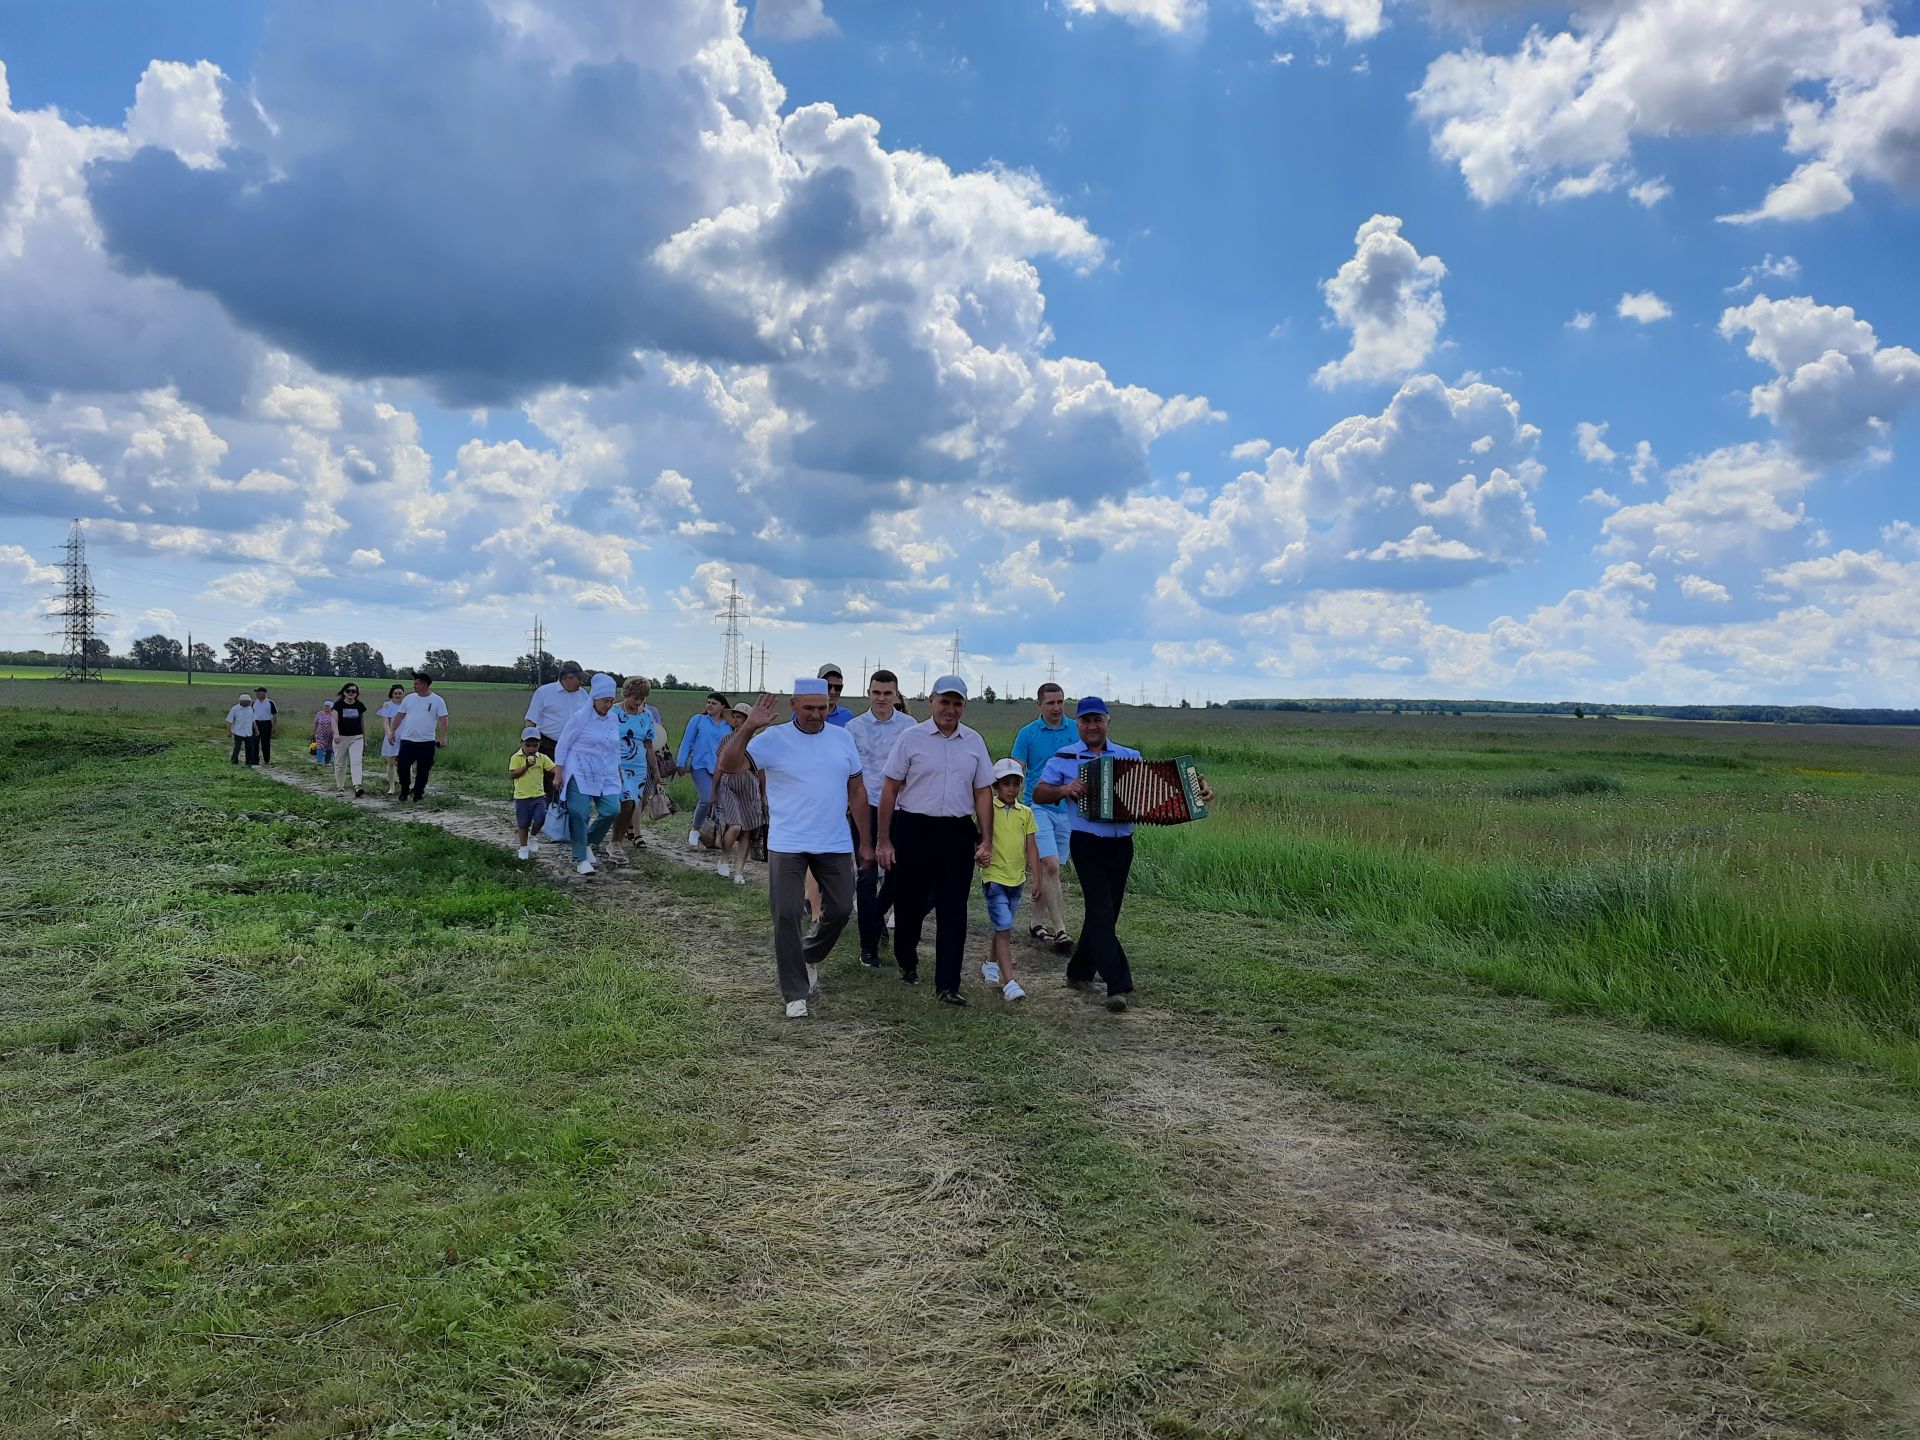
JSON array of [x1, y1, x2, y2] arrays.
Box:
[[509, 748, 555, 799], [984, 800, 1037, 887]]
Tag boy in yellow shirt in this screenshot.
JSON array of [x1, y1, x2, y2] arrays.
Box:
[[510, 725, 557, 861], [981, 758, 1041, 1002]]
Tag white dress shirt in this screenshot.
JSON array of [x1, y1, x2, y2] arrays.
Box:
[[525, 680, 590, 740]]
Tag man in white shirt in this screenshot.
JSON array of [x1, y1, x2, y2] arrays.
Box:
[[876, 674, 994, 1004], [524, 661, 589, 797], [719, 679, 873, 1019], [251, 686, 278, 764], [224, 693, 259, 766], [393, 671, 450, 802], [846, 667, 917, 968]]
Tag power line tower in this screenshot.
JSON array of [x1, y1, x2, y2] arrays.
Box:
[[715, 577, 746, 692], [53, 519, 106, 682], [526, 615, 548, 687], [948, 629, 963, 675], [1047, 653, 1058, 685]]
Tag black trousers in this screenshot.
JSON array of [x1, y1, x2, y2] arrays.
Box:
[[230, 731, 258, 765], [253, 722, 273, 763], [397, 739, 438, 799], [891, 810, 977, 993], [855, 804, 896, 956], [1067, 831, 1134, 995]]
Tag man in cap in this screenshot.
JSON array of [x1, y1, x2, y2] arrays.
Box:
[[1033, 696, 1211, 1012], [816, 663, 856, 727], [251, 686, 278, 763], [525, 661, 590, 797], [718, 679, 871, 1019], [552, 673, 625, 876], [875, 675, 995, 1005], [224, 692, 259, 765]]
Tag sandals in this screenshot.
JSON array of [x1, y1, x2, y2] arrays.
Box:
[[1028, 924, 1050, 942], [1051, 929, 1075, 955]]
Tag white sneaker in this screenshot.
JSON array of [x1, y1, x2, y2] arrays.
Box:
[[982, 961, 1002, 985], [734, 871, 747, 886], [516, 845, 530, 861], [785, 999, 808, 1019], [1003, 980, 1026, 1002], [806, 964, 819, 998], [716, 861, 731, 877], [576, 859, 595, 876], [527, 840, 540, 855], [687, 828, 701, 848]]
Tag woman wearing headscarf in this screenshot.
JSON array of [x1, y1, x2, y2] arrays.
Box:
[[712, 699, 766, 885], [311, 701, 337, 766], [553, 673, 625, 877], [609, 676, 659, 854], [376, 684, 405, 795]]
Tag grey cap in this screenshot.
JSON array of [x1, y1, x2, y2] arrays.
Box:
[[930, 674, 968, 699], [558, 661, 584, 678], [816, 662, 844, 680]]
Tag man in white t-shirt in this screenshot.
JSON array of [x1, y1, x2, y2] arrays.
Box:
[[393, 671, 451, 801], [718, 679, 873, 1019], [223, 693, 259, 766]]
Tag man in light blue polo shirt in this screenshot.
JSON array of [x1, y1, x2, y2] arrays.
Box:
[[1010, 682, 1075, 954]]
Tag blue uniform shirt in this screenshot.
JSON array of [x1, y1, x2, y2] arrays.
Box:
[[1036, 740, 1143, 839], [1011, 716, 1075, 809]]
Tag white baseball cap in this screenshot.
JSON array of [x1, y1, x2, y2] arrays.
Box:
[[992, 757, 1024, 782]]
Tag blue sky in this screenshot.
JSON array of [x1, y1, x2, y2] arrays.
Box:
[[1, 0, 1917, 702]]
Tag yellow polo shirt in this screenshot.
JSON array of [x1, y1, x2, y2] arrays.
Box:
[[983, 800, 1037, 887]]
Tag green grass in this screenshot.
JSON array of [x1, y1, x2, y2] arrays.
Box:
[[0, 716, 723, 1438]]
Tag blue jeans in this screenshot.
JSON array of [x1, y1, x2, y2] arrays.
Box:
[[690, 766, 715, 832], [566, 780, 620, 862]]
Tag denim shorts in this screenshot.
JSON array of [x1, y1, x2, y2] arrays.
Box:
[[981, 881, 1024, 932], [514, 795, 547, 829], [1032, 805, 1073, 864]]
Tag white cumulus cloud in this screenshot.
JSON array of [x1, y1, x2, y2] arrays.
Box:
[[1617, 290, 1671, 324], [1313, 214, 1447, 387], [1719, 294, 1920, 463]]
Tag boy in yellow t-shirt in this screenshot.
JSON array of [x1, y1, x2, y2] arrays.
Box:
[[509, 726, 557, 861], [981, 758, 1042, 1002]]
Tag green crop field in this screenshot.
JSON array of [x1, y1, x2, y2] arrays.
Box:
[[5, 686, 1919, 1437]]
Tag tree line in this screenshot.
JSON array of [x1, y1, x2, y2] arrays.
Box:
[[1229, 697, 1920, 727], [2, 635, 711, 690]]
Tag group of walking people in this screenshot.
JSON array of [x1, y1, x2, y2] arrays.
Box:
[[713, 671, 1212, 1020], [223, 673, 451, 800]]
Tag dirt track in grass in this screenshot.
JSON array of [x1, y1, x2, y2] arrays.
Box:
[[258, 760, 1802, 1438]]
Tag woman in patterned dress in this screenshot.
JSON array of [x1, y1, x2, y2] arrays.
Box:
[[712, 700, 765, 885]]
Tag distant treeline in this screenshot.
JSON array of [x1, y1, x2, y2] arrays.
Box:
[[0, 638, 710, 691], [1229, 697, 1920, 727]]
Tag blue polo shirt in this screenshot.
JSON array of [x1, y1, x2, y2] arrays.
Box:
[[826, 704, 855, 727], [1011, 716, 1075, 809], [1036, 740, 1143, 839]]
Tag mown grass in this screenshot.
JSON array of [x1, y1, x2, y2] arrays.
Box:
[[0, 715, 722, 1438]]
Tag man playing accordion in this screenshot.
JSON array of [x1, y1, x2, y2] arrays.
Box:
[[1032, 695, 1213, 1012]]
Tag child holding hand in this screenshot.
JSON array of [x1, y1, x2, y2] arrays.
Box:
[[980, 758, 1041, 1002]]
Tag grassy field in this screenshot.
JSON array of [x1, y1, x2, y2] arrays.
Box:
[[4, 696, 1920, 1435], [8, 678, 1919, 1079]]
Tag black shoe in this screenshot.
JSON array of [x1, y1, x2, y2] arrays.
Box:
[[354, 787, 364, 798], [936, 990, 968, 1007], [1106, 993, 1130, 1013], [899, 970, 919, 986], [1065, 977, 1097, 994], [860, 950, 883, 968]]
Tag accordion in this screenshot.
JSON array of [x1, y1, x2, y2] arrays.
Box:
[[1077, 755, 1208, 826]]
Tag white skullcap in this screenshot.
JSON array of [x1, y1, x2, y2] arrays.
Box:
[[793, 677, 829, 696]]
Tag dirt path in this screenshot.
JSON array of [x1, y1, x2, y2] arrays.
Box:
[[256, 762, 1801, 1438]]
